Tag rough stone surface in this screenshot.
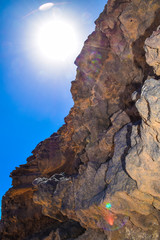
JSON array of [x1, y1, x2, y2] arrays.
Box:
[[33, 123, 160, 239], [126, 79, 160, 198], [145, 26, 160, 76], [24, 220, 85, 240], [75, 229, 106, 240], [1, 0, 160, 239]]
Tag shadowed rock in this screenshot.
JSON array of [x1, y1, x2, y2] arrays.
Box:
[[2, 0, 160, 239]]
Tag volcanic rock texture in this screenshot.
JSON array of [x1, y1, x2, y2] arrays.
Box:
[[1, 0, 160, 239]]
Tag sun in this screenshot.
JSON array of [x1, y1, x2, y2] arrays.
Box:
[[33, 17, 80, 62]]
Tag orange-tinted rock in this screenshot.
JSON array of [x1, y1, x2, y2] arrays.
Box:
[[2, 0, 160, 239]]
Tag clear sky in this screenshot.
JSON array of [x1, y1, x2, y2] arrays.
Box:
[[0, 0, 107, 218]]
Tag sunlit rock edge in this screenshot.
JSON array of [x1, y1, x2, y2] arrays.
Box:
[[1, 0, 160, 239]]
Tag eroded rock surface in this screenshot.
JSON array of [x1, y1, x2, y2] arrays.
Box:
[[33, 121, 160, 239], [1, 0, 160, 239], [126, 78, 160, 199], [145, 26, 160, 76]]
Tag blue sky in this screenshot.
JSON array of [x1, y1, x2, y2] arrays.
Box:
[[0, 0, 107, 217]]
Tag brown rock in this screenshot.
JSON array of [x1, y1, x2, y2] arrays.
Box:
[[75, 229, 106, 240], [2, 0, 160, 239], [33, 121, 160, 239]]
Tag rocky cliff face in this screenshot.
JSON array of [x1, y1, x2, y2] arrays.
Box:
[[1, 0, 160, 239]]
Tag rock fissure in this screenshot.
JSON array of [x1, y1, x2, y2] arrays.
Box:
[[2, 0, 160, 239]]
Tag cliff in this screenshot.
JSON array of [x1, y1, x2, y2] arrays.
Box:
[[1, 0, 160, 239]]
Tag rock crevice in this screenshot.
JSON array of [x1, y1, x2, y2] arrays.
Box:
[[1, 0, 160, 239]]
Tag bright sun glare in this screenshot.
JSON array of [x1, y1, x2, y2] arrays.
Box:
[[33, 17, 80, 62]]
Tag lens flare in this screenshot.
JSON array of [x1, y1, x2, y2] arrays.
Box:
[[106, 203, 112, 209], [38, 3, 54, 11], [23, 2, 68, 18], [97, 201, 129, 232]]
